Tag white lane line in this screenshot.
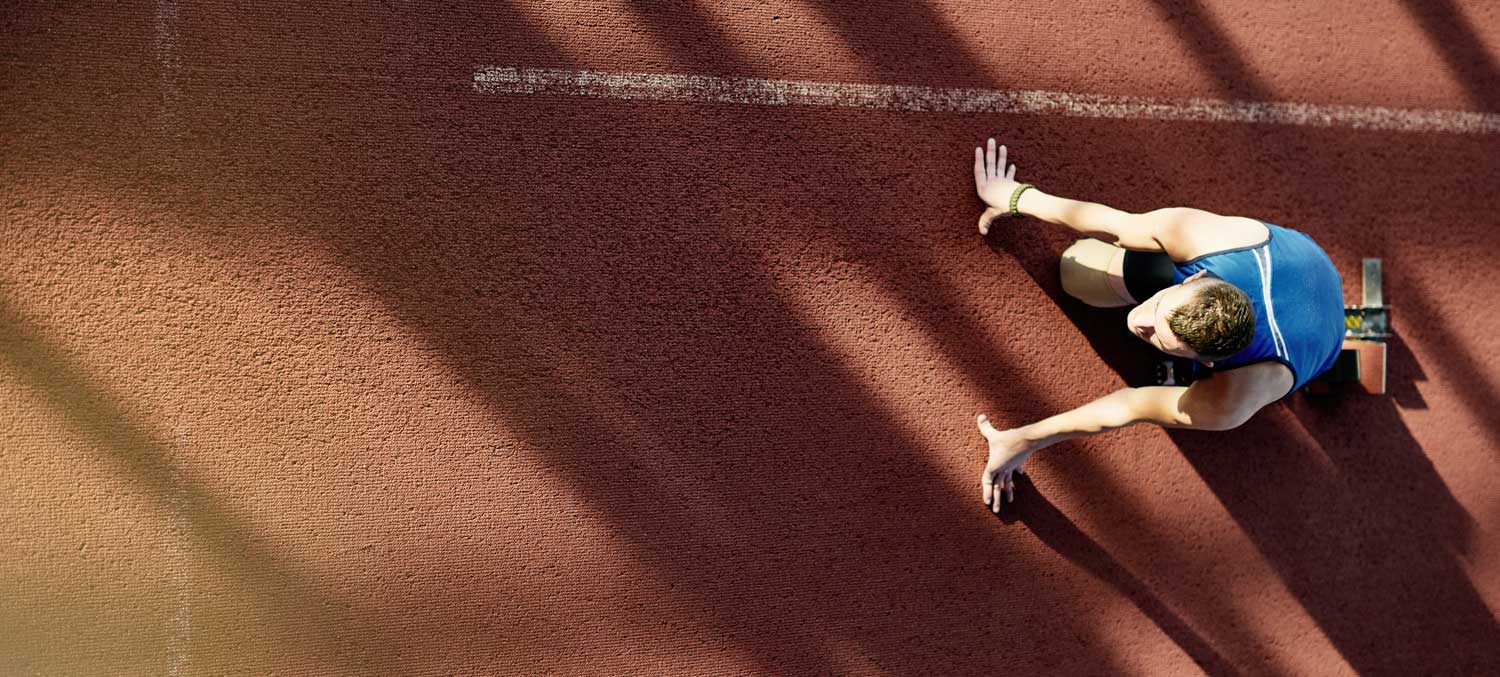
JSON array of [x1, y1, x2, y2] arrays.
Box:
[[474, 65, 1500, 135]]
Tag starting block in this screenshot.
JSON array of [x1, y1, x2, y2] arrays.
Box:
[[1304, 258, 1390, 395]]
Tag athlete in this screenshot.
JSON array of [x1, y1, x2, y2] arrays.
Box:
[[971, 138, 1345, 513]]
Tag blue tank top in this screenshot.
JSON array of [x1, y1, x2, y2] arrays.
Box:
[[1171, 222, 1345, 398]]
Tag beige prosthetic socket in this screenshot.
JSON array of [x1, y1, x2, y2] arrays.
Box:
[[1060, 238, 1137, 308]]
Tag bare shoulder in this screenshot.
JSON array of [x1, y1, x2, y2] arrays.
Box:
[[1170, 360, 1293, 429], [1216, 360, 1295, 402], [1146, 208, 1270, 262], [1176, 361, 1293, 428]]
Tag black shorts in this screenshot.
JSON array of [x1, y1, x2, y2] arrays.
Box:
[[1122, 250, 1177, 304]]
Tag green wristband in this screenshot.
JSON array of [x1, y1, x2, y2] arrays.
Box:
[[1009, 184, 1035, 218]]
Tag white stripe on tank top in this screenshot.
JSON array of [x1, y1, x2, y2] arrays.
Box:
[[1252, 246, 1290, 361]]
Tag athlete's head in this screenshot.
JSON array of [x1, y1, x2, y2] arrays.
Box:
[[1126, 270, 1254, 366]]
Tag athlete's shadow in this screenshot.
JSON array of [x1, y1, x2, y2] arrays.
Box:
[[983, 210, 1497, 673], [999, 474, 1241, 676], [1167, 394, 1500, 675], [981, 221, 1163, 386]]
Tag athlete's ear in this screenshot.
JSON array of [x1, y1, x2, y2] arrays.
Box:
[[1184, 270, 1209, 283]]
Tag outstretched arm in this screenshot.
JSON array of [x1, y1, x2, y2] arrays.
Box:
[[976, 381, 1257, 513], [974, 138, 1256, 258], [975, 138, 1165, 251]]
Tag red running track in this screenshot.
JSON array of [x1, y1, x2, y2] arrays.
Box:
[[3, 1, 1500, 674]]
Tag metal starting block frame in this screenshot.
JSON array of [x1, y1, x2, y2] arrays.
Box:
[[1305, 258, 1391, 395]]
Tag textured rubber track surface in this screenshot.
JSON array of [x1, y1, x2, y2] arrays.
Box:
[[4, 2, 1500, 675]]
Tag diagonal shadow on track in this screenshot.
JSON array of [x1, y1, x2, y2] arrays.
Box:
[[630, 2, 1245, 670], [807, 0, 1500, 672], [1397, 0, 1500, 113], [801, 0, 1298, 669], [13, 0, 1499, 673], [0, 295, 400, 674], [1381, 268, 1500, 450], [999, 474, 1240, 675], [1142, 1, 1500, 672]]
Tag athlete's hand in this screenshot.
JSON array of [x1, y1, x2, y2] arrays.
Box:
[[977, 413, 1032, 513], [974, 137, 1023, 235]]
